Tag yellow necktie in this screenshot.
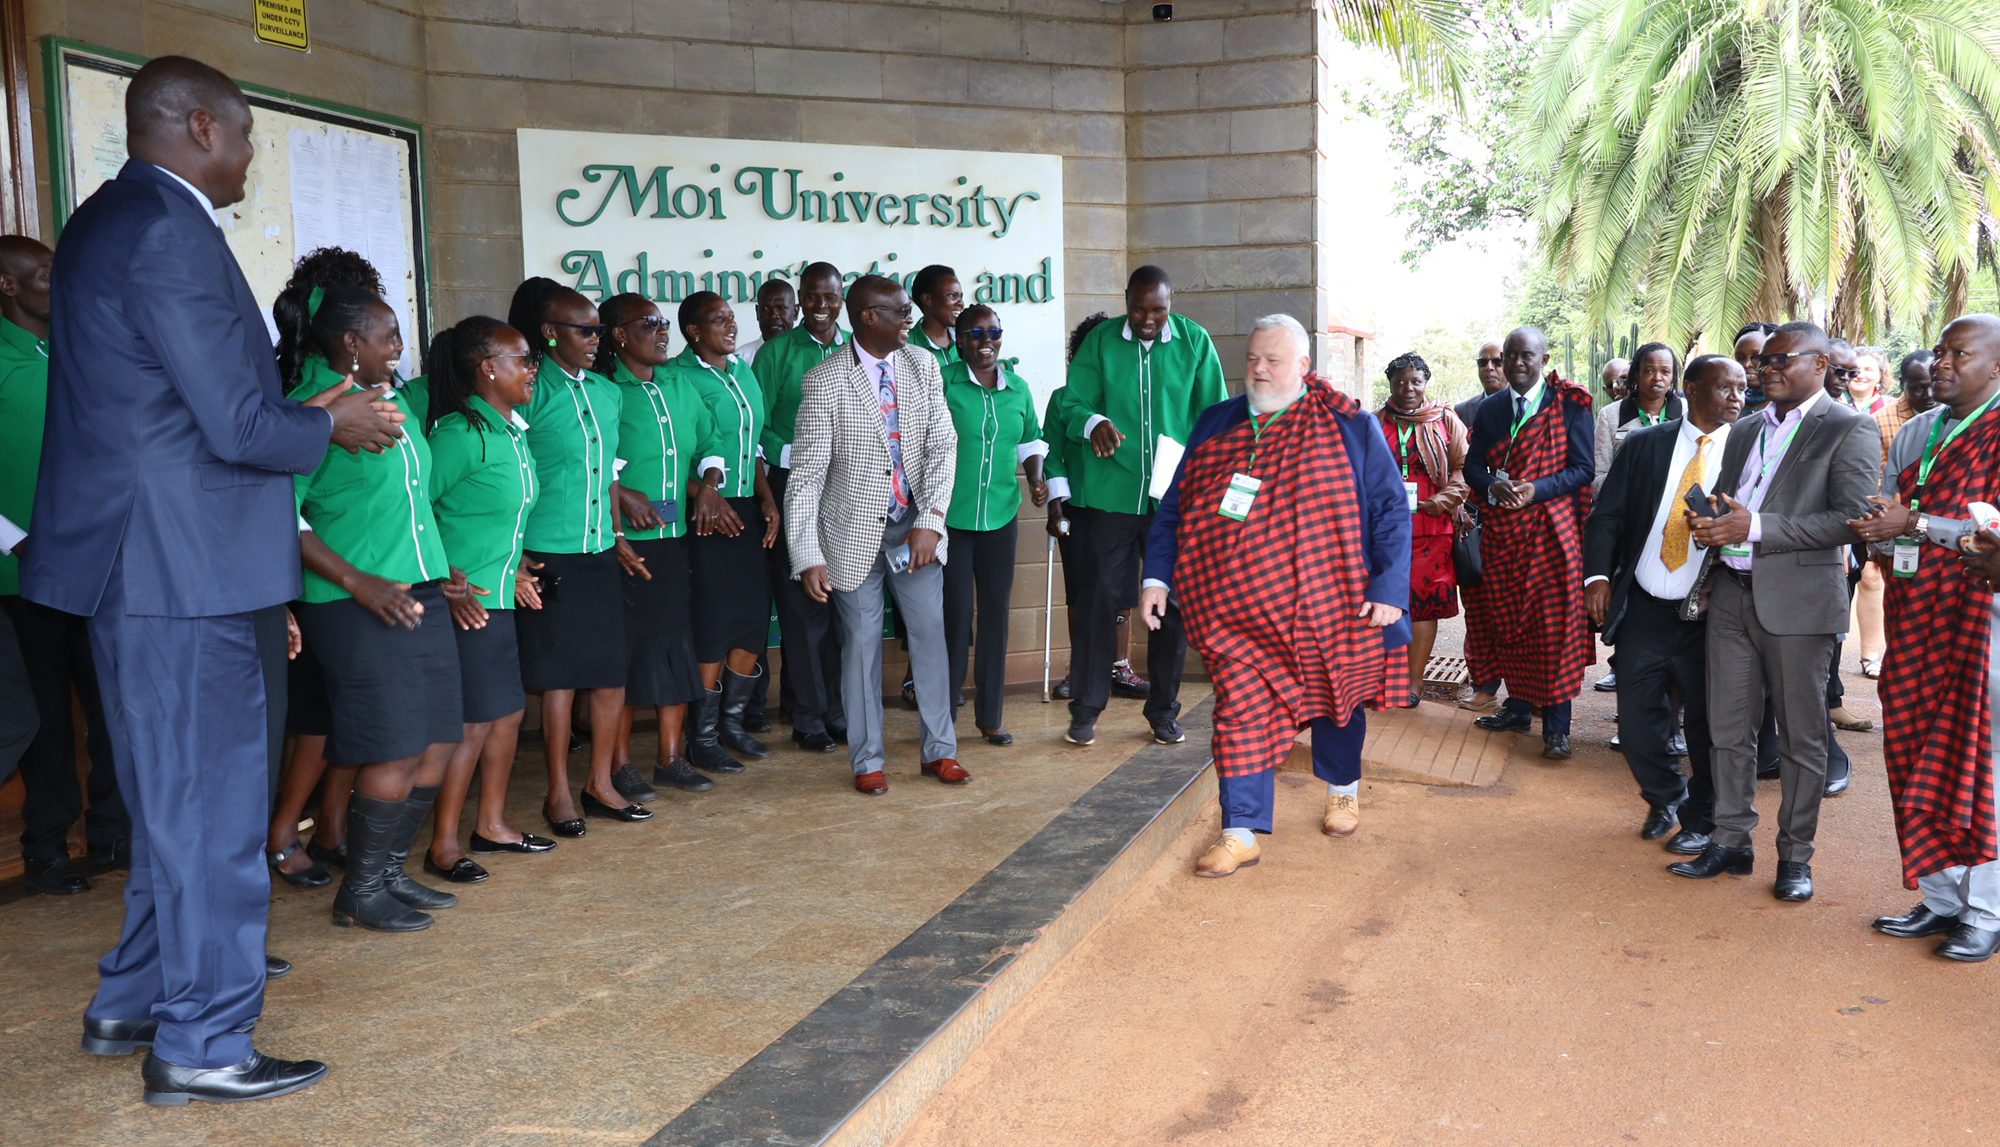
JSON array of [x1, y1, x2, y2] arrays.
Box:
[[1660, 435, 1710, 571]]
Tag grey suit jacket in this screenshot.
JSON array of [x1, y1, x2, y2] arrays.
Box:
[[784, 343, 957, 593], [1703, 394, 1878, 635]]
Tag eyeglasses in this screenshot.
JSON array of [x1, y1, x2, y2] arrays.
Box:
[[1475, 357, 1504, 368], [548, 321, 608, 338], [1828, 366, 1860, 380], [962, 327, 1003, 340], [621, 316, 668, 333], [1750, 351, 1816, 370], [864, 304, 915, 321], [483, 353, 531, 364]]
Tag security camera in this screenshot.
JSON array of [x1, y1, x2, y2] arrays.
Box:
[[1153, 3, 1173, 20]]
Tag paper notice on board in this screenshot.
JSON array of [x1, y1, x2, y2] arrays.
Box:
[[1148, 435, 1186, 500], [288, 128, 332, 256]]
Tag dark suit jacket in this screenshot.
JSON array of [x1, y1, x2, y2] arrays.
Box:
[[1463, 382, 1595, 506], [22, 161, 329, 619], [1582, 420, 1685, 643], [1700, 393, 1878, 635]]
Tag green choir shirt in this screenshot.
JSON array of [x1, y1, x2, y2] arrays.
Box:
[[1041, 383, 1073, 491], [398, 374, 431, 432], [0, 317, 48, 596], [752, 324, 846, 467], [942, 360, 1046, 532], [428, 395, 539, 609], [288, 356, 449, 603], [520, 356, 623, 555], [611, 358, 725, 541], [1061, 314, 1226, 514], [672, 347, 765, 498], [913, 327, 960, 376]]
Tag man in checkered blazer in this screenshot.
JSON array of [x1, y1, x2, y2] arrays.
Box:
[[785, 275, 961, 795]]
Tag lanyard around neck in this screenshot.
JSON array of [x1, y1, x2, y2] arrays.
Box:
[[1395, 420, 1418, 475], [1248, 406, 1286, 471], [1911, 390, 2000, 511]]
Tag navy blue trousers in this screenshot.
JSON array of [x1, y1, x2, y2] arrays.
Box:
[[1217, 708, 1365, 834], [84, 564, 270, 1068]]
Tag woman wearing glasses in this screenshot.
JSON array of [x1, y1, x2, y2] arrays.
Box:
[[672, 291, 783, 771], [940, 306, 1046, 744], [598, 293, 726, 793], [507, 277, 652, 835], [421, 318, 555, 882], [282, 283, 462, 931]]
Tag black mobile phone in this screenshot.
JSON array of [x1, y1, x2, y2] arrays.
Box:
[[1684, 483, 1724, 518]]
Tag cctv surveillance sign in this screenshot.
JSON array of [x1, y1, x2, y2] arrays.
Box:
[[517, 129, 1066, 407]]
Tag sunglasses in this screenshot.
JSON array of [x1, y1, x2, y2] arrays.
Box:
[[483, 352, 532, 364], [1475, 357, 1504, 367], [621, 316, 669, 333], [864, 304, 915, 320], [962, 327, 1004, 340], [548, 321, 608, 338], [1828, 366, 1860, 380], [1750, 351, 1817, 369]]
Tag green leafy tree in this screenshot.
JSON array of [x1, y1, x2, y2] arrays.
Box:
[[1329, 0, 1481, 102], [1522, 0, 2000, 346]]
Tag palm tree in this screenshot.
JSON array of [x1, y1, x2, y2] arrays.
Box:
[[1521, 0, 2000, 345]]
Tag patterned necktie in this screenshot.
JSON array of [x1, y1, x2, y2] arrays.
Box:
[[1659, 434, 1710, 571], [877, 359, 909, 519], [1514, 394, 1525, 428]]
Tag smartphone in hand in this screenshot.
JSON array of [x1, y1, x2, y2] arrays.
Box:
[[1684, 483, 1725, 519]]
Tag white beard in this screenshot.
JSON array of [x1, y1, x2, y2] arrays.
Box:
[[1247, 382, 1304, 414]]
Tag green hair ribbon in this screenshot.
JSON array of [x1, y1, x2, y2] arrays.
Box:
[[307, 285, 325, 319]]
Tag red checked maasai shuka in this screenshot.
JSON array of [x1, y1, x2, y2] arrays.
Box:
[[1174, 375, 1403, 779], [1880, 408, 2000, 887], [1462, 374, 1593, 706]]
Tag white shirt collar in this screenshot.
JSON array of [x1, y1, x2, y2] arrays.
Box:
[[808, 326, 845, 348], [1121, 318, 1173, 344], [151, 164, 219, 227], [1680, 417, 1729, 448]]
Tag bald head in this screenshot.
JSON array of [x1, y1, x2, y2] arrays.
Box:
[[124, 56, 255, 209], [1502, 326, 1550, 392], [0, 235, 52, 332], [1933, 313, 2000, 416]]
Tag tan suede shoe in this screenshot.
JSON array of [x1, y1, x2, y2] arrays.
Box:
[[1322, 791, 1360, 836], [1194, 834, 1261, 877]]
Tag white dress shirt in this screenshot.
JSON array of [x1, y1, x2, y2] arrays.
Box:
[[1585, 418, 1732, 602]]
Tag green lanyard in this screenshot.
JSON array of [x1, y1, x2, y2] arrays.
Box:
[[1637, 406, 1665, 427], [1248, 405, 1286, 472], [1911, 391, 2000, 512], [1395, 420, 1417, 475], [1740, 416, 1802, 505]]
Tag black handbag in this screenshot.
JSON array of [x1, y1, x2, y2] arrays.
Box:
[[1452, 506, 1483, 588]]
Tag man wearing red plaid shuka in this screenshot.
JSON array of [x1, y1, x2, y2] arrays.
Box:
[[1138, 315, 1410, 878], [1849, 314, 2000, 963]]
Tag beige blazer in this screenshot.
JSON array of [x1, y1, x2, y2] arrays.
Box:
[[784, 343, 957, 593]]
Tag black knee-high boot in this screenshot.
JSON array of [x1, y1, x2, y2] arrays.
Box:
[[719, 666, 772, 759], [383, 784, 456, 910], [331, 794, 434, 932], [688, 685, 745, 773]]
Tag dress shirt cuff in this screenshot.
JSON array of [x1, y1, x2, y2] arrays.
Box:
[[297, 515, 314, 533], [755, 445, 766, 462], [1746, 512, 1763, 543], [1929, 515, 1975, 550], [0, 514, 24, 555], [1045, 476, 1072, 501], [1583, 574, 1609, 588], [1083, 414, 1109, 438], [1016, 438, 1049, 463], [698, 457, 727, 485], [1141, 578, 1168, 591], [612, 458, 628, 479], [778, 443, 792, 469]]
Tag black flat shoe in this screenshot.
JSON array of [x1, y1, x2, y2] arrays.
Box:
[[304, 839, 347, 869], [141, 1049, 328, 1106], [580, 791, 653, 822], [86, 840, 131, 874], [980, 726, 1014, 746], [792, 728, 839, 753], [469, 831, 557, 853], [24, 856, 89, 895], [1773, 860, 1813, 902], [542, 808, 586, 838], [611, 763, 658, 803], [1668, 843, 1754, 879], [265, 954, 292, 979], [1873, 903, 1958, 938], [424, 856, 489, 883], [1640, 803, 1679, 840], [83, 1015, 159, 1056], [1541, 734, 1573, 760], [1474, 708, 1533, 734], [1664, 830, 1710, 855], [1824, 754, 1851, 797], [653, 757, 715, 792], [266, 843, 331, 888], [1935, 922, 2000, 962]]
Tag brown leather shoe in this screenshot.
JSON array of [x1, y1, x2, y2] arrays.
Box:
[[854, 771, 888, 795], [1322, 791, 1360, 836], [1194, 834, 1260, 877], [921, 758, 970, 784]]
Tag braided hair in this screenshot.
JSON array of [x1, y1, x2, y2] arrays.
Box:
[[1067, 312, 1110, 364], [1383, 351, 1431, 382], [274, 283, 390, 392], [272, 247, 385, 391], [593, 292, 656, 377], [426, 316, 515, 435]]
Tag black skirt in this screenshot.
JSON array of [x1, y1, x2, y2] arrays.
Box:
[[515, 548, 626, 690], [294, 581, 463, 766], [285, 639, 334, 737], [455, 608, 526, 724], [689, 496, 773, 662], [623, 535, 700, 707]]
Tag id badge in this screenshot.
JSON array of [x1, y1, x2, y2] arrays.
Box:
[[1219, 473, 1261, 521], [1491, 469, 1510, 484], [1720, 544, 1751, 559], [1892, 538, 1920, 578], [1404, 481, 1420, 513], [651, 498, 679, 526]]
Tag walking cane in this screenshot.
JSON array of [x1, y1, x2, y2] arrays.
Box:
[[1042, 532, 1056, 702]]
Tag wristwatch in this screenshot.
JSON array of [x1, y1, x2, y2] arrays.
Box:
[[1904, 512, 1931, 541]]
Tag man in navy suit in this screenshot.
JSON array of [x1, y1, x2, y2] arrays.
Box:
[[21, 56, 400, 1105]]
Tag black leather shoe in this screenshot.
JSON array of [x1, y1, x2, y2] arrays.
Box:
[[653, 757, 715, 792], [792, 729, 839, 753], [86, 839, 131, 875], [1593, 672, 1618, 692], [1668, 843, 1754, 879], [1935, 922, 2000, 962], [304, 838, 346, 869], [265, 954, 292, 980], [1664, 830, 1710, 855], [611, 763, 658, 803], [1824, 754, 1851, 797], [827, 723, 849, 745], [580, 791, 653, 822], [141, 1049, 328, 1106], [1773, 860, 1814, 902], [1541, 734, 1573, 760], [1873, 903, 1958, 938], [470, 831, 556, 853], [266, 842, 331, 888], [424, 856, 489, 883], [24, 856, 89, 895], [1640, 803, 1679, 840], [980, 726, 1014, 746], [1474, 708, 1533, 734], [83, 1015, 159, 1056], [743, 709, 774, 734], [542, 807, 586, 838], [1152, 718, 1186, 745]]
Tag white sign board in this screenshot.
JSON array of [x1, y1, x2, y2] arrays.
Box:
[[516, 129, 1066, 410]]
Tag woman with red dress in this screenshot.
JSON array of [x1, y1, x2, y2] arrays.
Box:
[[1376, 352, 1470, 706]]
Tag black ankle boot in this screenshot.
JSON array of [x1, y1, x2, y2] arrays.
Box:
[[719, 667, 772, 759], [331, 795, 434, 932], [383, 785, 457, 910], [688, 685, 745, 773]]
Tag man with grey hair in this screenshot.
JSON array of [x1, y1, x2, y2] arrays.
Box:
[[1141, 315, 1410, 877]]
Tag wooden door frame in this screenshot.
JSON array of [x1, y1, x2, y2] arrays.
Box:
[[0, 0, 35, 237]]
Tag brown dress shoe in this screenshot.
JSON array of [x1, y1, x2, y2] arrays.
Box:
[[1322, 792, 1360, 836], [854, 771, 888, 795], [1194, 834, 1261, 877], [921, 758, 970, 784]]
